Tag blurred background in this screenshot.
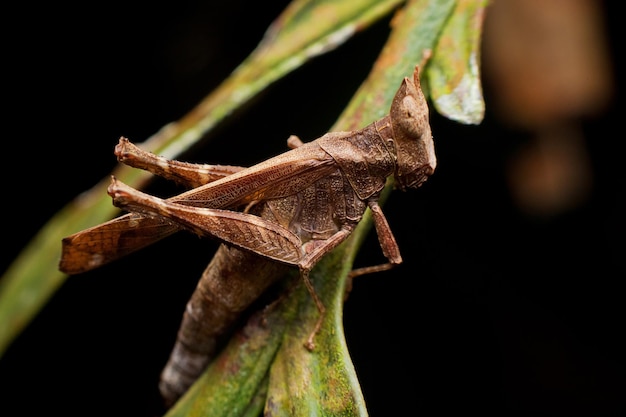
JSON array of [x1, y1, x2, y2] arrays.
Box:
[[1, 0, 624, 415]]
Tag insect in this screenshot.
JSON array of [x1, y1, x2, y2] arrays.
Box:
[[59, 65, 436, 406]]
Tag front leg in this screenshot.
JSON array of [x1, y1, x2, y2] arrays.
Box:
[[348, 200, 403, 278], [115, 137, 245, 189]]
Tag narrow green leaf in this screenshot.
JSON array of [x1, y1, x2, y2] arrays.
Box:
[[266, 248, 367, 417], [427, 0, 488, 124], [0, 0, 403, 358]]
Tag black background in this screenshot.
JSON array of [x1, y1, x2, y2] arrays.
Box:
[[1, 1, 624, 416]]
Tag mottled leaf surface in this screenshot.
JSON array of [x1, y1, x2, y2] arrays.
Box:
[[427, 0, 488, 124]]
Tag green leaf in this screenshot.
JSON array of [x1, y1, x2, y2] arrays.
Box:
[[0, 0, 403, 358], [427, 0, 488, 125], [265, 249, 366, 417]]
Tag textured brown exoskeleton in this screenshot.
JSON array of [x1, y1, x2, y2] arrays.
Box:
[[59, 65, 436, 407]]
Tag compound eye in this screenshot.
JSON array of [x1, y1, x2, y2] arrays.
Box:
[[397, 95, 426, 139]]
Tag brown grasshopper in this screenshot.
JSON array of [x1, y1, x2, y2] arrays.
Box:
[[59, 65, 436, 406]]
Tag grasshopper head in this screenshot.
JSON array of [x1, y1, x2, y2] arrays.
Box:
[[390, 66, 436, 191]]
